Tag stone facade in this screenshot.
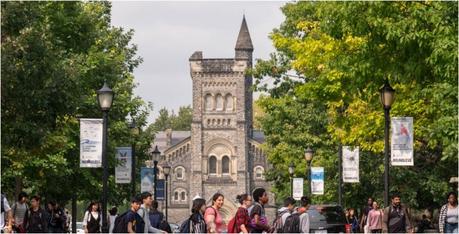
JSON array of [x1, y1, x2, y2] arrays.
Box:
[[150, 16, 276, 224]]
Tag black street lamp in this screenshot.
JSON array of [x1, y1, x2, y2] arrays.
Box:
[[152, 146, 161, 200], [129, 119, 140, 197], [288, 162, 295, 197], [380, 79, 395, 207], [96, 81, 114, 233], [304, 148, 314, 196], [162, 162, 171, 222]]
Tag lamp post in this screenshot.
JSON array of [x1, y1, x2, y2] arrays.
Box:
[[96, 81, 114, 233], [129, 119, 139, 197], [380, 79, 395, 207], [304, 148, 314, 196], [162, 162, 171, 222], [288, 162, 295, 197], [152, 146, 161, 200]]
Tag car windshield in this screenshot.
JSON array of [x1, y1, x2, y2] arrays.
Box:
[[308, 206, 346, 223]]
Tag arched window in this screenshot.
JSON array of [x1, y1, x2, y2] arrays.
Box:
[[209, 156, 217, 174], [175, 167, 185, 180], [255, 166, 264, 179], [181, 192, 186, 201], [216, 94, 224, 111], [225, 94, 233, 111], [174, 192, 179, 201], [205, 94, 213, 111], [222, 156, 230, 174]]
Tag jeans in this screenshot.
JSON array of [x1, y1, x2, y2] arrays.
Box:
[[445, 223, 458, 233]]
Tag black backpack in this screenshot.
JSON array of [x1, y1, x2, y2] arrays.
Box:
[[112, 211, 130, 233], [282, 213, 301, 233], [179, 218, 191, 233], [272, 210, 290, 233]]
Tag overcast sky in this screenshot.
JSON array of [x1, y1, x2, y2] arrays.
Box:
[[111, 1, 286, 124]]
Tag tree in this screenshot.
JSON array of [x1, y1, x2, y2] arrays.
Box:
[[149, 105, 193, 132], [1, 1, 152, 206], [251, 1, 457, 209]]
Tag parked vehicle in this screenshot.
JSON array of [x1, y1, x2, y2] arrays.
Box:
[[308, 205, 346, 234]]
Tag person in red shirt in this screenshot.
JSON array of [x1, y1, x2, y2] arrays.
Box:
[[233, 194, 252, 234]]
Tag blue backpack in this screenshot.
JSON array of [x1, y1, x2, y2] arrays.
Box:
[[179, 218, 191, 233]]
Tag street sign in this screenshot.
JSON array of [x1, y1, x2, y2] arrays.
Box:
[[311, 167, 324, 195], [293, 178, 304, 200], [80, 118, 103, 168], [115, 147, 132, 183]]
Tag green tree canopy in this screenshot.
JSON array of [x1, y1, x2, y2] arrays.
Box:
[[251, 1, 457, 209], [149, 105, 193, 132], [1, 1, 152, 205]]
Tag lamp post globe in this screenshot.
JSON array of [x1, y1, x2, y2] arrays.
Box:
[[97, 81, 114, 111]]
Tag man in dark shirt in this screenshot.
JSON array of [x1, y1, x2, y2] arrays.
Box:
[[249, 188, 271, 233], [24, 196, 48, 233], [126, 196, 144, 233], [382, 193, 413, 233]]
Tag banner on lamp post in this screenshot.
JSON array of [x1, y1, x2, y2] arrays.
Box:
[[80, 118, 103, 168], [343, 146, 359, 183], [391, 117, 414, 166], [311, 167, 324, 195], [115, 147, 132, 183], [292, 178, 304, 200], [141, 167, 155, 194]]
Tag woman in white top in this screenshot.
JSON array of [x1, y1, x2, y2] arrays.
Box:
[[108, 206, 118, 233], [439, 192, 458, 233], [83, 201, 102, 233]]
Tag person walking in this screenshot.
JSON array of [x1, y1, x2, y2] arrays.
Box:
[[439, 192, 458, 233], [273, 197, 295, 233], [47, 200, 67, 233], [126, 196, 144, 233], [298, 196, 311, 233], [24, 195, 48, 233], [367, 201, 383, 233], [346, 208, 359, 233], [108, 207, 118, 233], [204, 193, 226, 234], [137, 192, 165, 233], [1, 194, 13, 233], [382, 193, 413, 233], [248, 188, 271, 233], [12, 192, 28, 233], [186, 198, 208, 233], [231, 194, 252, 234], [83, 201, 102, 233], [360, 197, 374, 234], [148, 201, 164, 230]]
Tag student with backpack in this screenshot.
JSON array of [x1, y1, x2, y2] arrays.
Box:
[[204, 193, 226, 234], [272, 197, 296, 233], [137, 192, 165, 233], [24, 195, 48, 233], [227, 194, 252, 234], [346, 208, 359, 233], [83, 201, 102, 233], [12, 191, 28, 233], [280, 196, 310, 233], [248, 188, 272, 233], [46, 200, 67, 233], [180, 198, 207, 233], [382, 193, 413, 233], [113, 196, 143, 233]]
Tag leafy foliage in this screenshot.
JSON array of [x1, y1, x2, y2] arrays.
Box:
[[1, 1, 152, 206], [251, 1, 457, 209]]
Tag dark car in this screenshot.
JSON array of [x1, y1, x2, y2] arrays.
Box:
[[308, 205, 346, 233]]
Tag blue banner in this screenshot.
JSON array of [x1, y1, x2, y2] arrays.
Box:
[[156, 179, 165, 201], [141, 167, 154, 193]]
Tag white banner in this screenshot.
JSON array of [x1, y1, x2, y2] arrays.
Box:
[[80, 119, 103, 168], [311, 167, 324, 195], [292, 178, 304, 200], [391, 117, 414, 166], [343, 146, 359, 183], [115, 147, 132, 183], [141, 167, 155, 194]]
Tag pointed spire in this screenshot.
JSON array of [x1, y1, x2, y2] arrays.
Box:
[[235, 15, 253, 51]]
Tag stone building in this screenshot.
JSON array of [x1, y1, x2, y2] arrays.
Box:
[[151, 16, 276, 224]]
